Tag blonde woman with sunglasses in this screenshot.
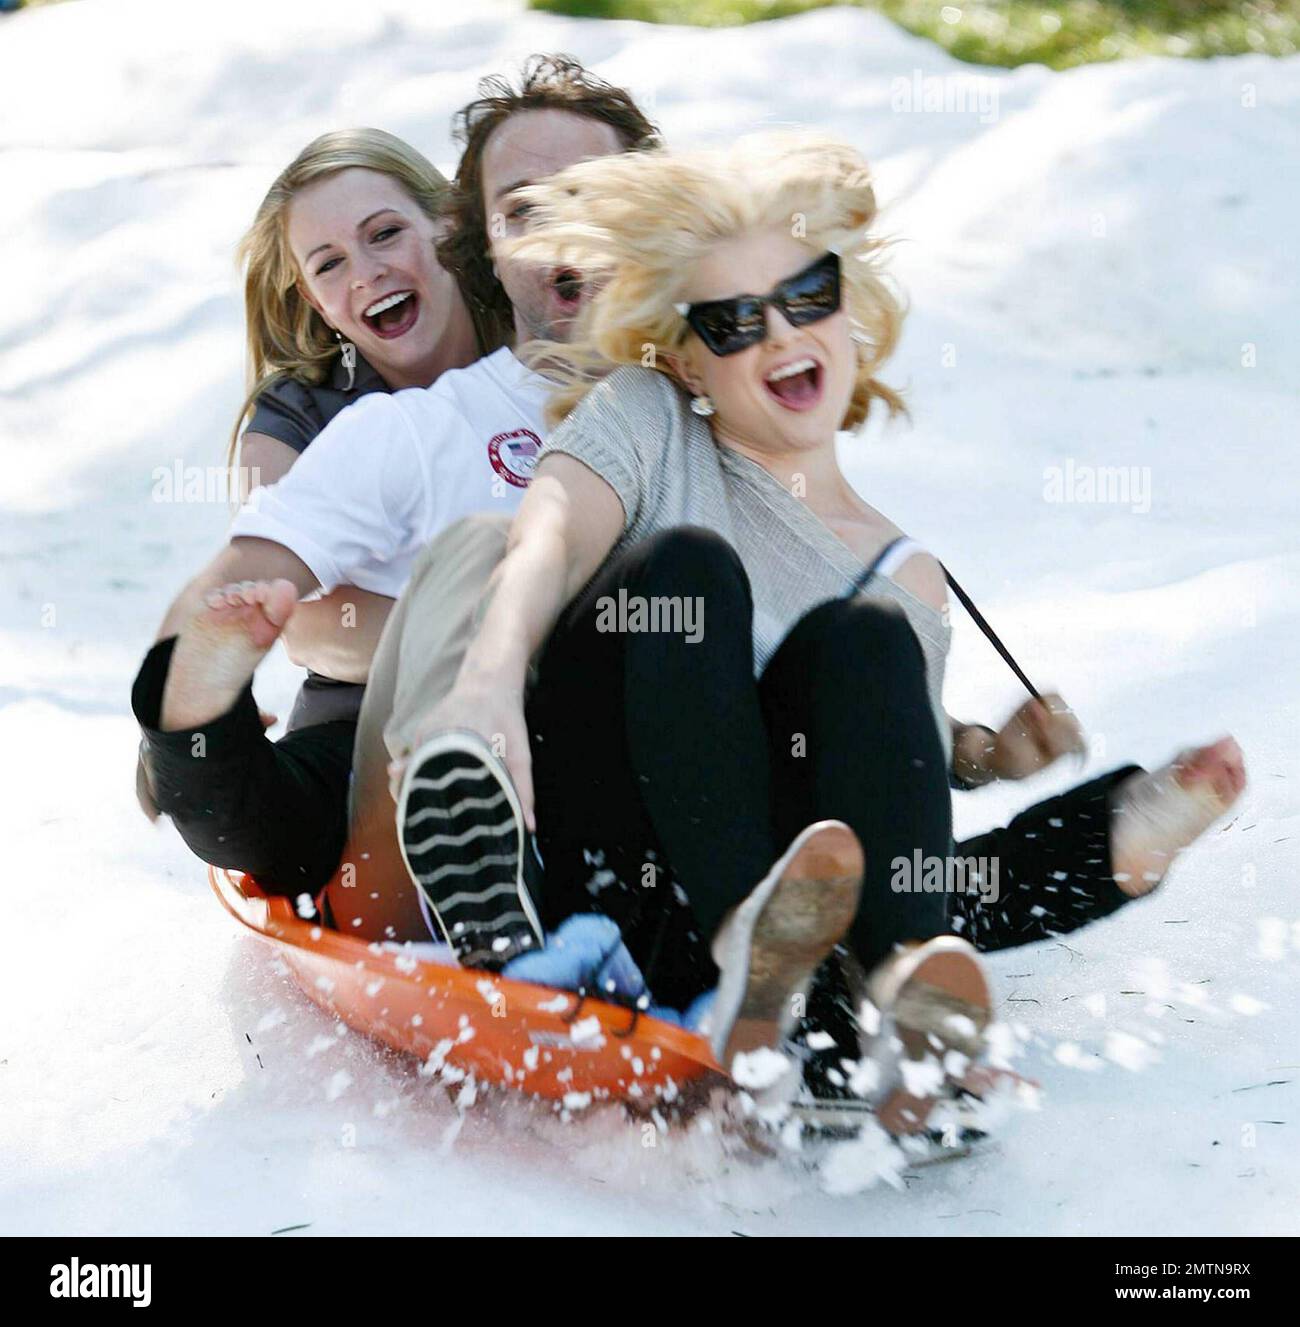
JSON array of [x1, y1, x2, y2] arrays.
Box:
[[395, 133, 1245, 1133]]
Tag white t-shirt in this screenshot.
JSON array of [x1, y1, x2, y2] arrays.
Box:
[[230, 347, 546, 596]]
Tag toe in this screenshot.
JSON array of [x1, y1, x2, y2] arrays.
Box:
[[263, 578, 299, 626]]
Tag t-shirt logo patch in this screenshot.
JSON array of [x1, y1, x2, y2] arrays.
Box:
[[487, 428, 541, 488]]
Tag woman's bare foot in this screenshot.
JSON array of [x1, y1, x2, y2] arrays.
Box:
[[1109, 736, 1247, 897], [159, 579, 298, 731]]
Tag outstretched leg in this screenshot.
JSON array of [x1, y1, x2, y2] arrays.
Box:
[[949, 738, 1246, 951], [132, 580, 354, 895]]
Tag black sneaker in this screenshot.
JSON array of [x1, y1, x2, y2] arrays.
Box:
[[794, 939, 995, 1140], [790, 962, 993, 1153], [396, 730, 544, 970], [789, 949, 878, 1136]]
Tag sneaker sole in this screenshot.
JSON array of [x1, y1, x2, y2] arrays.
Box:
[[715, 822, 864, 1072], [396, 731, 543, 967], [867, 938, 993, 1136], [892, 947, 992, 1061]]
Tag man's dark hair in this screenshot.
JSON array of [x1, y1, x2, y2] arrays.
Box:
[[437, 53, 662, 351]]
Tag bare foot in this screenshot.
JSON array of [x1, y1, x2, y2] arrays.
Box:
[[160, 579, 298, 731], [1109, 736, 1247, 897]]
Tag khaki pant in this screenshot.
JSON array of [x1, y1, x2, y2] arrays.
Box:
[[327, 514, 511, 940]]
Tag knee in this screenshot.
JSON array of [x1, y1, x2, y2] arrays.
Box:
[[633, 526, 751, 600], [850, 596, 923, 656], [640, 525, 742, 573], [794, 597, 926, 679]]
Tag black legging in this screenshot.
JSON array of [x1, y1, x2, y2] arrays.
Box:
[[526, 526, 1143, 1012], [526, 526, 955, 1011], [132, 637, 353, 897]]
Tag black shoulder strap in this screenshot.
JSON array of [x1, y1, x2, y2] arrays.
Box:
[[850, 542, 1041, 703], [847, 534, 910, 597], [940, 565, 1041, 702]]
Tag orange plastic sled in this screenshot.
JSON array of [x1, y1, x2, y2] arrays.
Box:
[[210, 867, 722, 1106]]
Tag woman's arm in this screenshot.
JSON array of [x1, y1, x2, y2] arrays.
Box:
[[237, 428, 393, 679], [463, 456, 622, 683], [236, 430, 300, 501], [280, 587, 395, 683], [950, 694, 1086, 786], [398, 453, 625, 826], [888, 549, 1076, 782], [951, 720, 999, 788]]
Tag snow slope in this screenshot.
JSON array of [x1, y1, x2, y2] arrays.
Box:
[[1, 0, 1297, 1234]]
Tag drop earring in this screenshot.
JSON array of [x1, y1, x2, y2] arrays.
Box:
[[335, 329, 357, 391], [689, 394, 715, 417]]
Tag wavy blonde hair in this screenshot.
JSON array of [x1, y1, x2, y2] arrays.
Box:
[[505, 131, 905, 430], [227, 128, 491, 467]]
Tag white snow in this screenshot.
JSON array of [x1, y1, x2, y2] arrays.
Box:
[[731, 1046, 796, 1092], [1, 0, 1297, 1235]]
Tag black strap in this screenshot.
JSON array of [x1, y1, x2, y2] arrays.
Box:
[[941, 565, 1041, 702], [847, 534, 909, 597], [848, 540, 1041, 703]]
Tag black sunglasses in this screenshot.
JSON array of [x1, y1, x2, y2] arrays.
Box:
[[674, 250, 842, 357]]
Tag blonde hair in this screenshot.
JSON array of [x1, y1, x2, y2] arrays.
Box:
[[505, 131, 906, 430], [227, 128, 464, 468]]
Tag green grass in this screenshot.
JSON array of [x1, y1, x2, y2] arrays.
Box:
[[529, 0, 1298, 68]]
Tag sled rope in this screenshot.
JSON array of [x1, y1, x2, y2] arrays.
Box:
[[847, 536, 1041, 702], [940, 566, 1042, 703]]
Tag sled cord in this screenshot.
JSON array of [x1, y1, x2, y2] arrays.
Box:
[[847, 537, 1040, 702], [941, 566, 1041, 703]]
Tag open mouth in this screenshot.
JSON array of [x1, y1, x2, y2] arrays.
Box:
[[762, 356, 824, 411], [362, 290, 419, 339], [552, 268, 583, 310]]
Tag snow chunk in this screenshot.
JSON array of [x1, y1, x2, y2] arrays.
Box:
[[819, 1120, 905, 1195], [900, 1054, 944, 1096], [857, 999, 881, 1036], [568, 1016, 606, 1049], [731, 1046, 791, 1091]]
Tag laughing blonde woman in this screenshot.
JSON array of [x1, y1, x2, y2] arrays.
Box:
[[397, 133, 1245, 1131]]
